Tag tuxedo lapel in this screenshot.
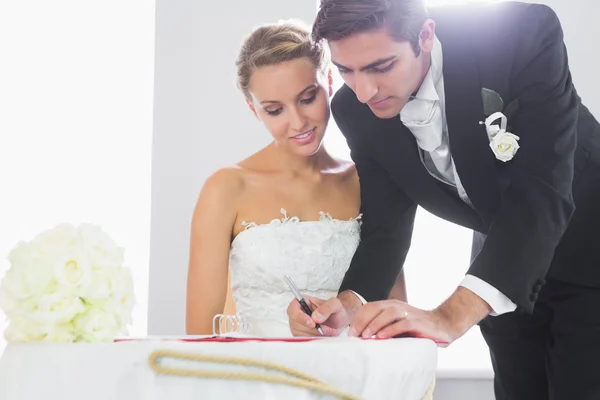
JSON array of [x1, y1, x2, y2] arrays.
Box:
[[369, 113, 483, 231], [436, 22, 501, 227]]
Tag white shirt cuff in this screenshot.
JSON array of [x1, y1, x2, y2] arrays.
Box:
[[460, 274, 517, 316], [348, 290, 367, 305]]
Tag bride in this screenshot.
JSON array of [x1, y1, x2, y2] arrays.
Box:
[[185, 20, 405, 337]]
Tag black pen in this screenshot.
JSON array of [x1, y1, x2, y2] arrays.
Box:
[[283, 275, 324, 335]]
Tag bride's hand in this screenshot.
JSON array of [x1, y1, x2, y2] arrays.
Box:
[[287, 296, 348, 336]]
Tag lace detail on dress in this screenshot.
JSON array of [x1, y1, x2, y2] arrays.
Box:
[[241, 208, 362, 231], [229, 208, 362, 337]]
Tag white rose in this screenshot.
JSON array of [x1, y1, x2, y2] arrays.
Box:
[[54, 248, 92, 293], [4, 317, 76, 342], [1, 250, 54, 303], [490, 131, 520, 162], [73, 306, 120, 342], [81, 266, 134, 312], [27, 290, 85, 324], [4, 317, 49, 342], [78, 224, 125, 269], [110, 267, 135, 326], [32, 224, 81, 257], [80, 268, 114, 305], [7, 240, 34, 264], [44, 323, 77, 342], [0, 283, 18, 316], [33, 223, 79, 243]]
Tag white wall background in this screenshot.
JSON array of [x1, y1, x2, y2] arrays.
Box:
[[0, 1, 155, 351], [149, 2, 599, 391]]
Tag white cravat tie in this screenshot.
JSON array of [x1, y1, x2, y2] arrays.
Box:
[[401, 98, 457, 187], [400, 98, 443, 152]]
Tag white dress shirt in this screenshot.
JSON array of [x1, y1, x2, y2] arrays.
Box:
[[397, 36, 516, 316]]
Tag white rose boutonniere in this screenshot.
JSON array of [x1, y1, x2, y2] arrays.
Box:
[[490, 131, 520, 162], [0, 223, 136, 343], [482, 111, 520, 162]]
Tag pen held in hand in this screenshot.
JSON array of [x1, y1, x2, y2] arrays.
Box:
[[283, 275, 324, 336]]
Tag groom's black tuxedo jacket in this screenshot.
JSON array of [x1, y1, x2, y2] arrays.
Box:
[[333, 1, 600, 313]]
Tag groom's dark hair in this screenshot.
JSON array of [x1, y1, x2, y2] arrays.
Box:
[[312, 0, 428, 56]]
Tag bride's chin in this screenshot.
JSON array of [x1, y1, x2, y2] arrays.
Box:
[[295, 143, 324, 158], [279, 141, 322, 157]]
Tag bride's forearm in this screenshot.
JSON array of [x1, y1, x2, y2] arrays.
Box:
[[185, 314, 215, 335], [185, 283, 229, 335]]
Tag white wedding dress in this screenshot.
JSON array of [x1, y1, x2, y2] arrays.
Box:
[[228, 208, 362, 337], [226, 209, 438, 399]]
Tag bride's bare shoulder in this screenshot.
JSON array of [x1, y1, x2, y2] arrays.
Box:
[[198, 165, 247, 205], [199, 149, 268, 200]]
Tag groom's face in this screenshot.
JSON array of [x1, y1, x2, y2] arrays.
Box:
[[329, 25, 433, 119]]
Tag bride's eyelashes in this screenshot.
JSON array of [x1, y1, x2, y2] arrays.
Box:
[[264, 92, 318, 116], [265, 108, 283, 116], [300, 92, 317, 104]]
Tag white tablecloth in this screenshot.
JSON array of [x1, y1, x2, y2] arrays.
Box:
[[0, 336, 437, 400]]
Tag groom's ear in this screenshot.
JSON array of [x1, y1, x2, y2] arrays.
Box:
[[246, 98, 260, 120], [418, 19, 436, 53], [328, 68, 333, 97]]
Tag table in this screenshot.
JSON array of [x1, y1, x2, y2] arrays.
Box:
[[0, 336, 437, 400]]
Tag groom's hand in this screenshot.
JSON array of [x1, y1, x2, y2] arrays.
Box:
[[348, 287, 492, 344], [348, 300, 455, 343], [287, 294, 355, 336]]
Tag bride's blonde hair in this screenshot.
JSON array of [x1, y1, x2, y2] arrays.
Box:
[[235, 19, 330, 99]]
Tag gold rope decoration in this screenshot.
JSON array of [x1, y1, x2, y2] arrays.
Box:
[[148, 349, 362, 400]]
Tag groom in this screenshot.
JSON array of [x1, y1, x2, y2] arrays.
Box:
[[286, 0, 600, 398]]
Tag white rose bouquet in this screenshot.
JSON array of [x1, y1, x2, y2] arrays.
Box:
[[0, 223, 135, 343]]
